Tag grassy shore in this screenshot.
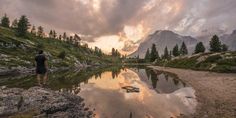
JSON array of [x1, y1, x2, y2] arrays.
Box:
[[156, 52, 236, 73]]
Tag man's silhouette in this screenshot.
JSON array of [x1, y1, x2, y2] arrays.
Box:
[[35, 50, 48, 86]]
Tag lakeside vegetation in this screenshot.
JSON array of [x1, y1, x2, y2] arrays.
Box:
[[159, 52, 236, 73]]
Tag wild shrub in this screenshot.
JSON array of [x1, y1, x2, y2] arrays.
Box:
[[204, 55, 222, 63]]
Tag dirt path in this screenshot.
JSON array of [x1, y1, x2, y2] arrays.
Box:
[[149, 66, 236, 118]]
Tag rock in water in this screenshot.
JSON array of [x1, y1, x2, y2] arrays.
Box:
[[0, 87, 93, 118]]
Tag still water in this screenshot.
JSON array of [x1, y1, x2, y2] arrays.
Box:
[[79, 68, 197, 118], [0, 67, 197, 118]]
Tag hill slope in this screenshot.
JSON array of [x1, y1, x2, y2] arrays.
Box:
[[158, 52, 236, 73], [0, 26, 113, 73]]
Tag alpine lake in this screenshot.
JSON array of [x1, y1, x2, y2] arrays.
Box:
[[0, 66, 197, 118]]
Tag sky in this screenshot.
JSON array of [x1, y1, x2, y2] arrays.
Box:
[[1, 0, 236, 54]]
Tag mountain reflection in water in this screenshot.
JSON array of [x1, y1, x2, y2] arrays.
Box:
[[0, 67, 197, 118], [78, 68, 197, 118]]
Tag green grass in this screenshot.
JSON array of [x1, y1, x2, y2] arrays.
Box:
[[159, 52, 236, 73], [0, 26, 118, 68]]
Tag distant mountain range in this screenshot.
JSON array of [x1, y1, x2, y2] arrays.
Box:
[[129, 30, 236, 58], [129, 30, 198, 58], [221, 30, 236, 51]]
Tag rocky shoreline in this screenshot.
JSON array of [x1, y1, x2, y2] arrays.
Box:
[[0, 87, 94, 118], [149, 66, 236, 118]]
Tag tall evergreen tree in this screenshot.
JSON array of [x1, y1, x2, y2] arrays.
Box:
[[1, 14, 10, 28], [115, 49, 120, 57], [209, 35, 222, 52], [150, 44, 159, 62], [163, 46, 169, 60], [180, 42, 188, 55], [221, 44, 228, 52], [169, 50, 172, 60], [144, 48, 150, 62], [53, 30, 57, 39], [194, 42, 205, 54], [63, 32, 67, 40], [98, 49, 103, 57], [11, 19, 18, 29], [111, 48, 116, 56], [16, 15, 30, 37], [59, 35, 62, 40], [49, 30, 53, 38], [173, 44, 180, 57], [94, 47, 101, 56], [69, 36, 73, 43], [37, 26, 44, 37], [30, 25, 36, 35], [74, 34, 82, 46]]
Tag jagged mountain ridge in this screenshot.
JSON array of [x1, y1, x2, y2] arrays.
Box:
[[130, 29, 236, 58], [220, 30, 236, 51], [130, 30, 198, 58]]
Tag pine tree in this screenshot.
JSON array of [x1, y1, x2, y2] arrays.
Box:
[[221, 44, 228, 52], [49, 30, 53, 38], [98, 49, 103, 57], [69, 36, 73, 43], [209, 35, 222, 52], [63, 32, 67, 40], [173, 44, 180, 57], [144, 48, 150, 62], [150, 44, 159, 62], [53, 30, 57, 39], [37, 26, 44, 37], [59, 35, 62, 40], [1, 14, 10, 28], [31, 25, 36, 35], [74, 34, 81, 46], [11, 19, 18, 29], [180, 42, 188, 55], [111, 48, 116, 56], [115, 49, 120, 57], [95, 47, 103, 56], [16, 15, 30, 37], [194, 42, 205, 54], [163, 46, 169, 60]]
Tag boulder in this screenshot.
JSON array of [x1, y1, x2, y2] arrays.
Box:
[[0, 87, 94, 118]]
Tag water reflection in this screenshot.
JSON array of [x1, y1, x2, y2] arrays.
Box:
[[78, 68, 197, 118], [134, 68, 187, 94], [0, 66, 197, 118]]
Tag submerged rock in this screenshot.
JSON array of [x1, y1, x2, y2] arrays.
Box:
[[122, 86, 140, 93], [0, 87, 93, 118]]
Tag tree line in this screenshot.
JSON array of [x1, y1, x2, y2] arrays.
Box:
[[0, 14, 83, 46], [144, 35, 229, 62], [0, 13, 109, 58]]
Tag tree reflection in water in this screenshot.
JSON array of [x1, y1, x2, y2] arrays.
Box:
[[0, 66, 187, 94], [143, 67, 187, 93]]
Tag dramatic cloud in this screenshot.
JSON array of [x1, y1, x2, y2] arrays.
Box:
[[1, 0, 236, 54]]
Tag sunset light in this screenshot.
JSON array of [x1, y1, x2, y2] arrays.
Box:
[[0, 0, 236, 118]]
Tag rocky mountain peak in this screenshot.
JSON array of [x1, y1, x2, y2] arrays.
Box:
[[129, 30, 198, 58], [232, 29, 236, 34]]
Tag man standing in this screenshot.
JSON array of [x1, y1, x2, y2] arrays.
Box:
[[35, 50, 48, 86]]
